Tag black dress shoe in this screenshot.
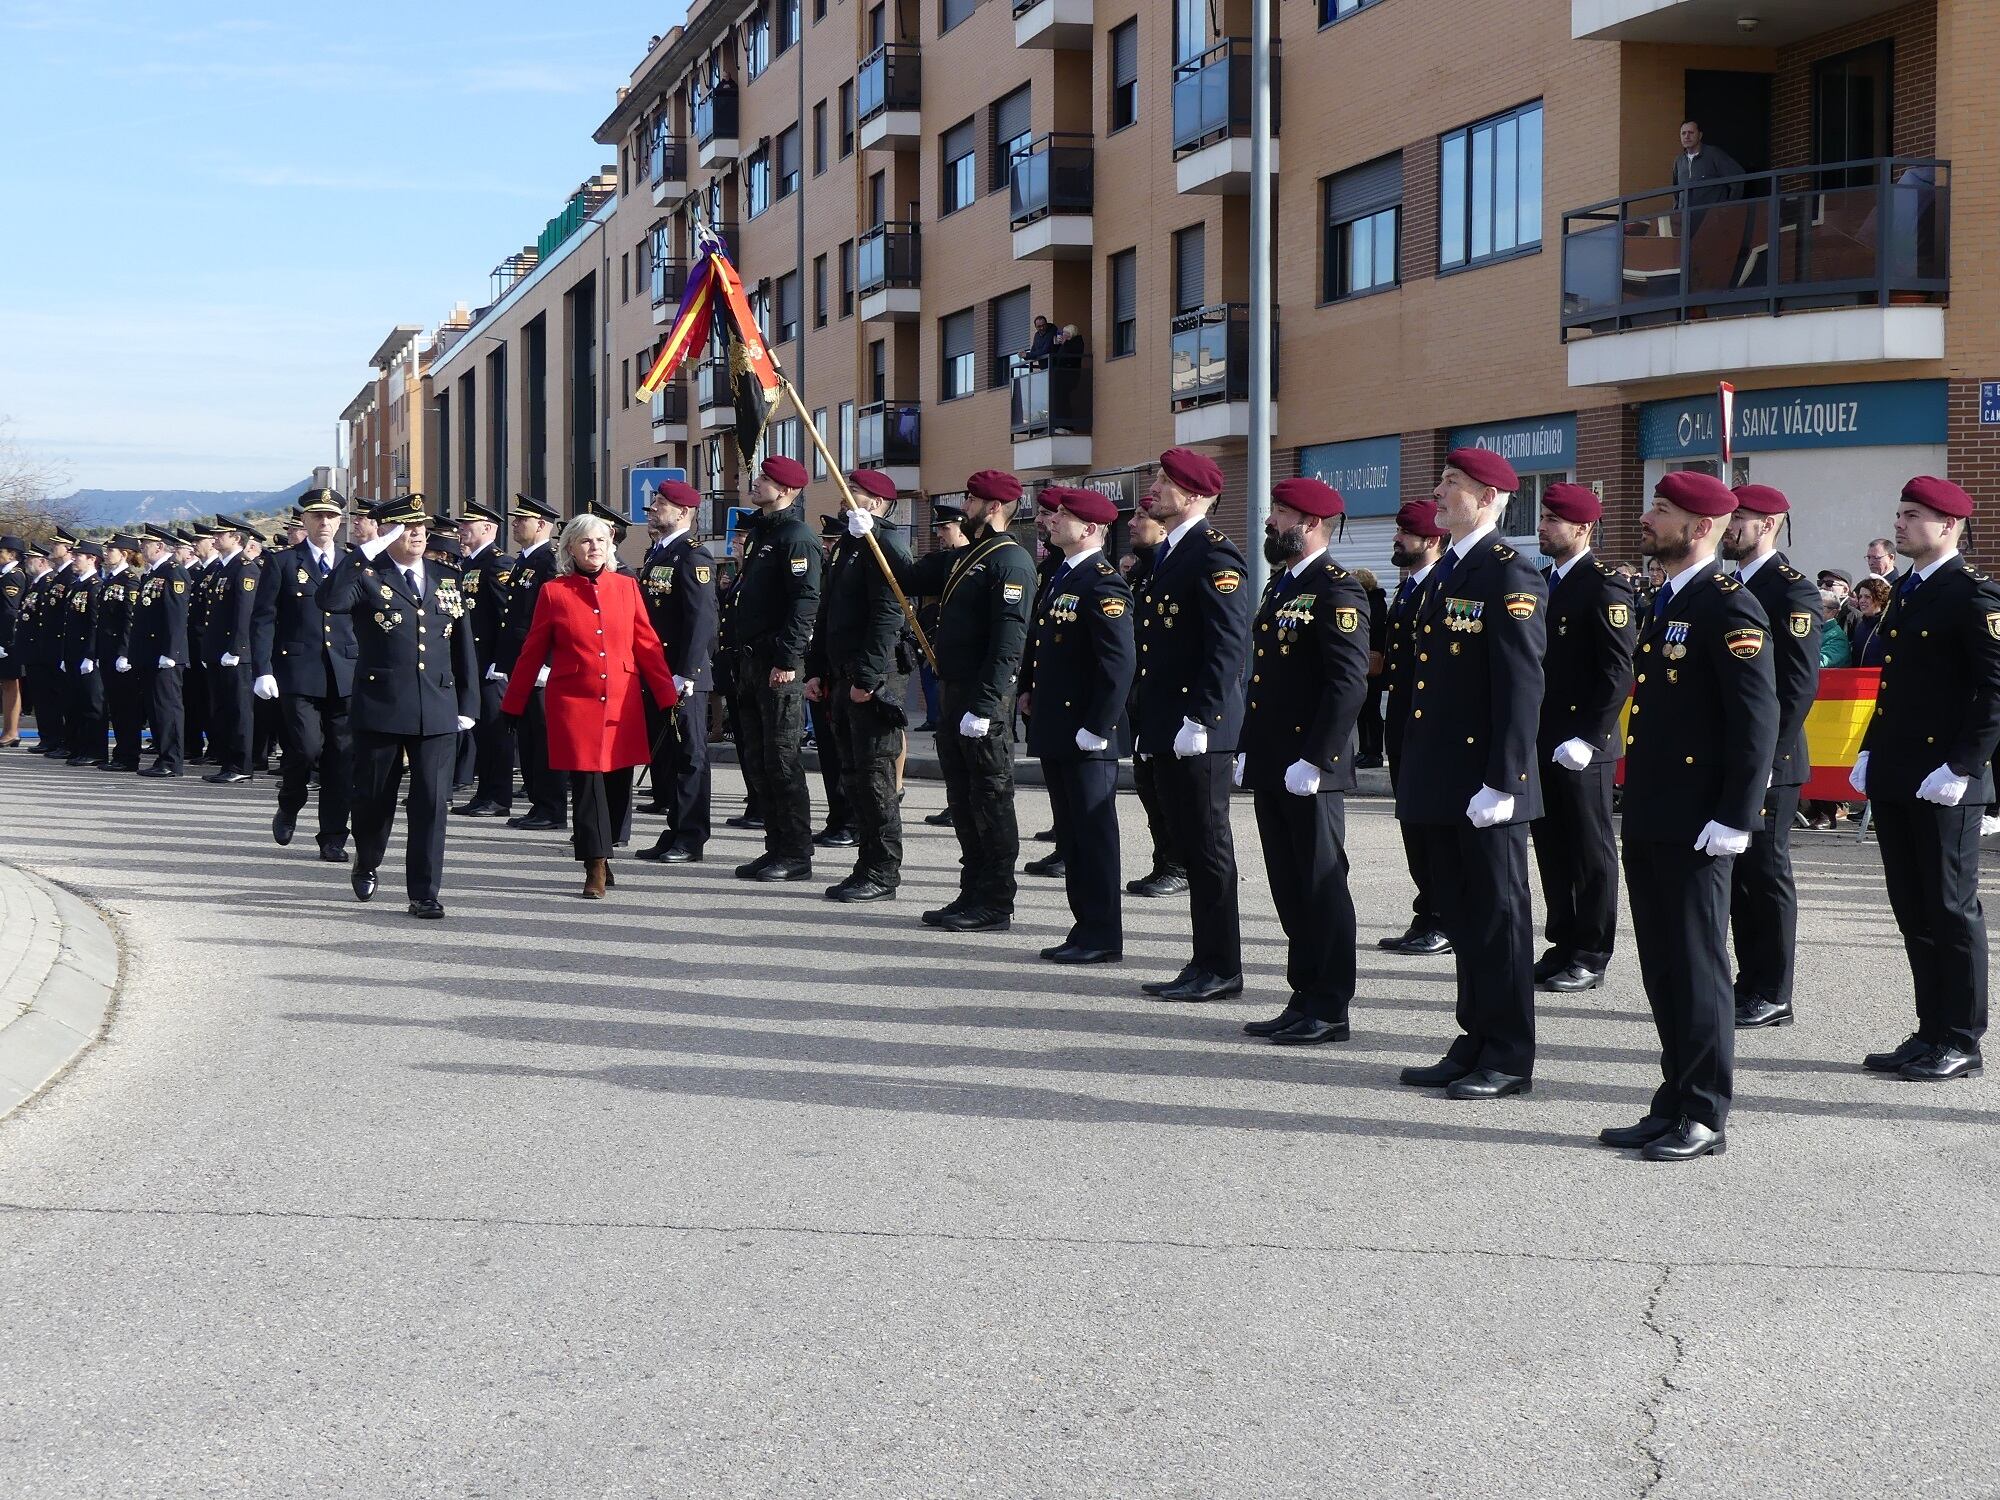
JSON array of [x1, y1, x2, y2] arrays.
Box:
[[511, 813, 564, 831], [89, 757, 114, 770], [1039, 942, 1120, 964], [827, 877, 897, 903], [1735, 997, 1794, 1029], [922, 809, 955, 827], [1269, 1016, 1351, 1046], [1541, 963, 1605, 994], [1141, 965, 1197, 997], [1641, 1118, 1726, 1160], [272, 810, 296, 847], [1598, 1115, 1676, 1149], [921, 899, 970, 927], [1023, 852, 1067, 878], [204, 770, 251, 784], [1399, 1059, 1472, 1088], [1531, 949, 1569, 983], [1899, 1045, 1982, 1082], [351, 868, 377, 902], [639, 801, 672, 816], [66, 754, 98, 767], [813, 827, 859, 848], [1032, 827, 1058, 843], [735, 853, 776, 879], [636, 842, 702, 863], [1445, 1068, 1532, 1099], [1243, 1007, 1306, 1037], [451, 799, 507, 817], [138, 764, 180, 778], [317, 844, 349, 864], [1126, 868, 1190, 898], [745, 857, 814, 883], [1392, 930, 1452, 956], [1863, 1034, 1936, 1072], [935, 906, 1010, 932], [1151, 970, 1244, 1003], [408, 899, 446, 919], [725, 814, 765, 829]]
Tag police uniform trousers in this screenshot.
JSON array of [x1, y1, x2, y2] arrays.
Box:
[[183, 660, 208, 760], [817, 698, 854, 834], [1029, 711, 1069, 851], [1729, 782, 1802, 1009], [64, 668, 107, 761], [276, 691, 353, 847], [352, 728, 454, 903], [107, 663, 147, 769], [1624, 837, 1735, 1128], [1871, 797, 1989, 1052], [1044, 757, 1121, 950], [828, 681, 905, 884], [734, 657, 811, 860], [515, 686, 570, 824], [1532, 759, 1620, 971], [645, 689, 710, 851], [1129, 738, 1185, 878], [207, 661, 253, 774], [140, 662, 183, 771], [471, 675, 513, 808], [1252, 785, 1354, 1021], [1152, 751, 1242, 978], [936, 684, 1019, 911], [1385, 726, 1443, 934], [253, 694, 279, 768], [30, 660, 65, 751], [1414, 821, 1535, 1077]]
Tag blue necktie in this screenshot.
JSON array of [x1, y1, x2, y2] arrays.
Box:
[[317, 554, 331, 577], [1652, 582, 1675, 621], [1395, 576, 1416, 613], [1897, 569, 1920, 602]]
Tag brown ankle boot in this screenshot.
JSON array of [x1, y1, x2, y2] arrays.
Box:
[[582, 858, 607, 899]]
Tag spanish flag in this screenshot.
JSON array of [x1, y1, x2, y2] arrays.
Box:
[[634, 252, 717, 400], [634, 226, 784, 465]]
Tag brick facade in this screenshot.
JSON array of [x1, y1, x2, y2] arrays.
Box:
[[1946, 378, 2000, 573], [1575, 403, 1643, 565], [1769, 1, 1937, 169]]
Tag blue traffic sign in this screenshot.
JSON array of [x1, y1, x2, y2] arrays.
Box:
[[1981, 382, 2000, 426], [627, 465, 688, 522]]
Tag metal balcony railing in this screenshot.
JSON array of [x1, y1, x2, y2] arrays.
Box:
[[1168, 302, 1278, 409], [1009, 133, 1094, 229], [649, 134, 686, 183], [650, 258, 689, 308], [693, 84, 739, 145], [696, 356, 730, 410], [650, 384, 689, 426], [1171, 39, 1281, 159], [857, 221, 921, 294], [858, 401, 921, 469], [1010, 353, 1092, 439], [856, 44, 920, 123]]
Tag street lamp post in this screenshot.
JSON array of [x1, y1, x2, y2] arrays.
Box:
[[1245, 0, 1274, 596]]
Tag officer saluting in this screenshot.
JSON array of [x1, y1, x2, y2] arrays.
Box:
[[1853, 476, 2000, 1083], [633, 479, 720, 864], [132, 524, 190, 777], [450, 499, 514, 818]]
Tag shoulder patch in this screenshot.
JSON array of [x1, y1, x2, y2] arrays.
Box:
[[1095, 559, 1115, 574], [1493, 544, 1517, 562], [1503, 591, 1537, 620], [788, 555, 808, 576], [1002, 580, 1025, 604], [1099, 595, 1127, 619], [1211, 568, 1242, 595], [1595, 559, 1617, 577], [1334, 604, 1360, 633], [1777, 565, 1805, 581], [1985, 612, 2000, 641], [1606, 602, 1630, 630], [243, 576, 255, 590], [1206, 528, 1224, 543], [1788, 611, 1814, 638], [1725, 627, 1766, 659], [1326, 561, 1348, 578], [693, 564, 712, 585], [1714, 574, 1741, 592]]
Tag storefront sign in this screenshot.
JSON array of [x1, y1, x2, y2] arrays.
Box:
[[1639, 380, 1947, 460], [1446, 412, 1576, 476], [1297, 435, 1401, 517], [1078, 468, 1143, 515]]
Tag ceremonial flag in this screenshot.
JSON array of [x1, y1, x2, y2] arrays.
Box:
[[709, 249, 782, 465], [634, 257, 715, 400]]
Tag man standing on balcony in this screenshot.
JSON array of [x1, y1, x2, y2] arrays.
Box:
[[1672, 119, 1744, 211], [634, 479, 719, 865], [501, 494, 568, 832]]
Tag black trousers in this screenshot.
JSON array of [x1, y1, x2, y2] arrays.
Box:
[[645, 690, 711, 850], [516, 686, 570, 823], [207, 661, 252, 773], [1625, 837, 1735, 1129], [1872, 797, 1989, 1051], [817, 698, 854, 833], [1130, 753, 1186, 876], [352, 729, 454, 903], [1532, 758, 1619, 970], [64, 667, 106, 760], [1729, 780, 1802, 1008], [29, 660, 65, 750], [1045, 756, 1121, 949], [936, 685, 1018, 910], [1153, 751, 1242, 978], [829, 683, 905, 884], [253, 695, 279, 766], [276, 692, 353, 847], [571, 768, 634, 861], [468, 676, 512, 807], [1357, 678, 1385, 761], [183, 661, 207, 759], [735, 660, 811, 860], [1386, 740, 1443, 933], [1253, 785, 1354, 1020], [141, 664, 183, 771], [106, 665, 146, 767], [1413, 820, 1535, 1077]]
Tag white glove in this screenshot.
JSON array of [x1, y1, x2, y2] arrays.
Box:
[[1552, 738, 1594, 771], [535, 666, 550, 688], [1231, 752, 1245, 787], [253, 674, 279, 700], [1694, 820, 1752, 857], [1848, 751, 1869, 797], [1918, 765, 1970, 807], [958, 711, 990, 738], [1172, 716, 1208, 758], [220, 652, 240, 667], [57, 661, 65, 673], [0, 646, 7, 659], [674, 675, 692, 696], [157, 656, 175, 670], [78, 658, 94, 675], [359, 526, 402, 560], [114, 656, 130, 673], [456, 715, 476, 732], [1466, 785, 1515, 828], [1284, 759, 1322, 797], [1765, 770, 1774, 789], [846, 508, 875, 537], [1074, 727, 1108, 752]]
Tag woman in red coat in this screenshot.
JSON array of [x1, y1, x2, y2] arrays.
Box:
[[502, 514, 677, 897]]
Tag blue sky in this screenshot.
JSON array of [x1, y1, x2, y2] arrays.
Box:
[[0, 1, 677, 493]]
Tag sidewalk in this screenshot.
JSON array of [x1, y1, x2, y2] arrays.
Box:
[[0, 861, 121, 1120]]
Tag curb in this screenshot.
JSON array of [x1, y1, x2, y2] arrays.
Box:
[[0, 862, 122, 1122]]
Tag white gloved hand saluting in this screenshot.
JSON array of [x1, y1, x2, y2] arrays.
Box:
[[1172, 716, 1208, 758], [360, 525, 402, 560], [456, 715, 476, 732], [253, 675, 279, 700], [0, 646, 8, 660], [1694, 821, 1752, 857], [1466, 785, 1515, 829], [114, 656, 130, 673], [1284, 759, 1322, 797], [1917, 765, 1970, 807], [1848, 751, 1869, 797], [958, 711, 990, 739], [1074, 727, 1108, 752], [846, 508, 875, 538], [1552, 738, 1594, 771]]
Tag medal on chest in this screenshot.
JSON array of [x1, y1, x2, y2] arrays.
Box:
[[1445, 597, 1484, 634]]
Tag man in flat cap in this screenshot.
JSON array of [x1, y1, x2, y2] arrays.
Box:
[[500, 494, 568, 831], [1720, 484, 1822, 1030], [1237, 477, 1371, 1042], [1603, 470, 1776, 1161], [93, 535, 143, 770], [1530, 482, 1637, 994], [1379, 500, 1451, 956], [450, 499, 515, 819], [1853, 476, 2000, 1083], [133, 525, 190, 776], [633, 479, 719, 863], [1016, 486, 1135, 960], [1397, 449, 1547, 1099], [1133, 448, 1254, 1002], [727, 454, 823, 880]]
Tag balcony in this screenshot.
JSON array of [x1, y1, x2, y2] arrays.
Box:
[[693, 85, 739, 167], [856, 45, 920, 151], [1169, 302, 1278, 445], [857, 401, 922, 493], [857, 222, 921, 321], [1560, 158, 1949, 386], [649, 258, 689, 325], [1010, 355, 1092, 474], [705, 492, 743, 548], [1010, 134, 1093, 261], [648, 135, 687, 205], [1013, 0, 1090, 49], [696, 356, 733, 431], [1573, 0, 1909, 45], [1171, 39, 1280, 195], [650, 383, 689, 444]]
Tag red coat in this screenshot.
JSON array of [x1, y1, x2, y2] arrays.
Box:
[[500, 570, 677, 772]]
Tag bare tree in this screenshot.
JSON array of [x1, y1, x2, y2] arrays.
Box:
[[0, 417, 79, 540]]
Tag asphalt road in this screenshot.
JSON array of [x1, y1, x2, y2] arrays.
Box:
[[0, 750, 1994, 1499]]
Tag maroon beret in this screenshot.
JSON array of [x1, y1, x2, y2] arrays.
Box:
[[1444, 446, 1519, 492], [1394, 499, 1448, 539], [1731, 483, 1790, 515], [1540, 482, 1602, 523], [761, 454, 810, 490], [1902, 475, 1973, 519], [847, 469, 898, 503], [1158, 447, 1224, 498], [966, 469, 1023, 505], [1047, 486, 1117, 526], [1653, 470, 1738, 517], [1270, 477, 1345, 519], [654, 478, 701, 508], [1034, 488, 1062, 514]]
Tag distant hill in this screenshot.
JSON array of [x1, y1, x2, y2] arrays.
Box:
[[53, 478, 314, 529]]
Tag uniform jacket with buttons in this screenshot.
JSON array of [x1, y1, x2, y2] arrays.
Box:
[[94, 567, 137, 666], [898, 528, 1036, 718], [131, 563, 190, 666], [25, 566, 72, 666], [185, 558, 216, 661], [1860, 560, 2000, 803], [252, 543, 357, 698], [1132, 523, 1252, 755], [1537, 552, 1637, 759], [1621, 569, 1779, 842], [498, 541, 559, 674], [1017, 550, 1135, 762], [726, 505, 821, 672], [58, 570, 101, 669], [1393, 534, 1547, 826], [0, 563, 22, 656], [1242, 555, 1371, 791], [499, 569, 677, 771], [317, 549, 479, 738], [202, 551, 257, 667], [1738, 552, 1821, 790], [638, 532, 719, 690], [1381, 563, 1434, 759], [458, 544, 510, 672], [808, 524, 913, 692]]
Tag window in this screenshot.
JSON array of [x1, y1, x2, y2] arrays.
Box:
[[812, 408, 829, 478], [1110, 20, 1139, 133], [621, 358, 630, 409], [839, 239, 855, 316], [812, 100, 827, 175], [776, 125, 801, 199], [746, 143, 772, 216], [942, 0, 975, 31], [815, 0, 826, 19], [990, 85, 1031, 193], [868, 170, 886, 226], [620, 251, 630, 304], [868, 3, 886, 48], [1323, 152, 1403, 301], [941, 308, 976, 399], [813, 253, 828, 327], [744, 9, 770, 77], [768, 416, 802, 461], [1173, 0, 1204, 65], [989, 288, 1031, 386], [1109, 248, 1137, 357], [839, 401, 856, 470], [775, 271, 800, 343], [1440, 101, 1542, 270], [1172, 223, 1205, 314], [839, 80, 855, 157], [1320, 0, 1386, 22], [776, 0, 800, 54], [750, 281, 771, 341], [941, 118, 976, 214], [869, 339, 887, 402]]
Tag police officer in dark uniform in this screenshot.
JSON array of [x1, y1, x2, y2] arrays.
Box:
[[28, 528, 77, 757], [183, 524, 219, 764], [317, 496, 479, 918], [202, 516, 259, 784], [634, 479, 720, 863], [811, 511, 857, 850], [60, 541, 107, 765], [133, 524, 190, 777], [94, 534, 143, 770], [1237, 478, 1371, 1042], [1854, 476, 2000, 1083], [252, 487, 355, 861], [450, 499, 514, 817], [1133, 448, 1253, 1002], [1720, 483, 1822, 1029], [1380, 500, 1451, 955], [499, 495, 568, 830], [913, 498, 967, 829], [1604, 470, 1777, 1160], [1530, 483, 1637, 993], [727, 454, 823, 881], [1022, 489, 1069, 878], [1121, 508, 1189, 898], [1396, 449, 1547, 1100], [1016, 486, 1134, 959]]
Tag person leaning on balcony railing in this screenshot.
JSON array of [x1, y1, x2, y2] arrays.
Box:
[[1672, 119, 1744, 212]]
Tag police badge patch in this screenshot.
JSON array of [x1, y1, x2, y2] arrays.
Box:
[[1789, 611, 1813, 638], [1503, 592, 1537, 620], [694, 565, 712, 585], [789, 556, 808, 576], [1725, 627, 1766, 659], [1002, 581, 1025, 604], [1100, 596, 1127, 618], [1987, 613, 2000, 641], [1606, 603, 1629, 629], [1334, 606, 1360, 633], [1212, 570, 1242, 594]]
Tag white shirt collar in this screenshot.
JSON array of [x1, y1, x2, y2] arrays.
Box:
[[1665, 552, 1720, 599], [521, 538, 548, 558], [1061, 544, 1102, 573], [462, 541, 490, 562], [149, 558, 169, 573], [1449, 521, 1496, 560], [1165, 515, 1205, 550], [654, 526, 689, 552], [1917, 549, 1960, 582], [1735, 549, 1776, 583], [1406, 560, 1435, 587], [1549, 545, 1590, 583], [0, 560, 14, 574], [1289, 545, 1328, 578]]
